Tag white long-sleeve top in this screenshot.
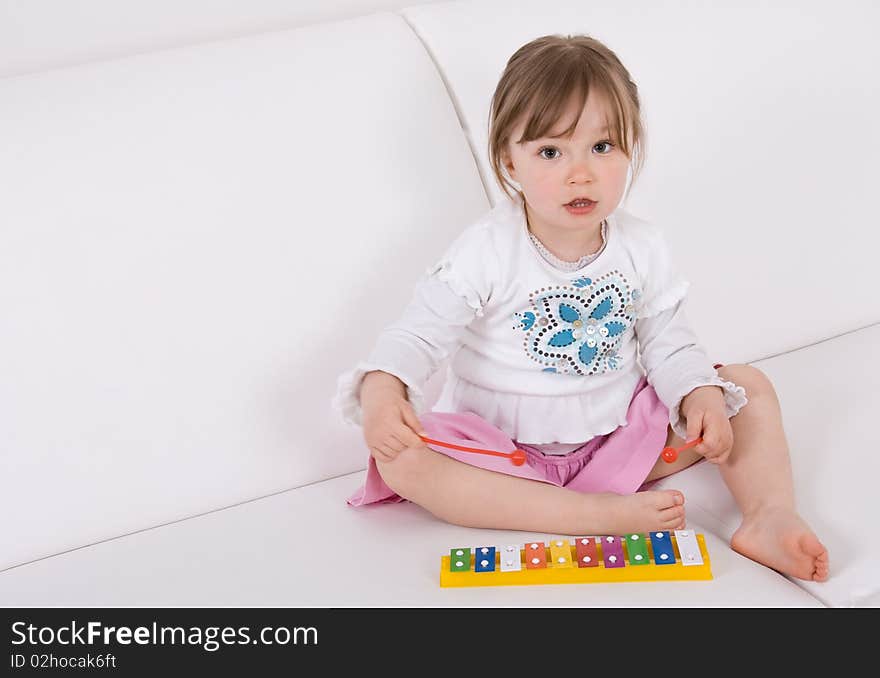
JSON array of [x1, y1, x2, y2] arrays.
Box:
[[334, 192, 747, 446]]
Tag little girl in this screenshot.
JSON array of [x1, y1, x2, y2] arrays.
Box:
[[334, 34, 828, 582]]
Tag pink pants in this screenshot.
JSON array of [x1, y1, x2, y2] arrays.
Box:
[[346, 368, 723, 507]]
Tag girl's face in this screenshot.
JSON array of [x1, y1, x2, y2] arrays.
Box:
[[502, 92, 631, 237]]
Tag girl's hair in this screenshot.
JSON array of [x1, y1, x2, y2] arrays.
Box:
[[487, 34, 646, 203]]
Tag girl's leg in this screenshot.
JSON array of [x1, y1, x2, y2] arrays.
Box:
[[375, 445, 686, 536], [647, 364, 829, 582]]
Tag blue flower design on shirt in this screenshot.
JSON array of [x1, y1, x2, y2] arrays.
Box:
[[512, 271, 640, 376]]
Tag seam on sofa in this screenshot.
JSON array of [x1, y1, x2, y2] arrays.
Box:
[[746, 318, 880, 365], [0, 27, 286, 82], [0, 10, 401, 82], [0, 470, 366, 575], [396, 10, 494, 206]]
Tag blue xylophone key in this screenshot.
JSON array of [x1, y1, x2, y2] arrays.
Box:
[[649, 531, 676, 565], [474, 546, 496, 572]]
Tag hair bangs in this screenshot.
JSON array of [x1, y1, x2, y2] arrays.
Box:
[[517, 70, 628, 151]]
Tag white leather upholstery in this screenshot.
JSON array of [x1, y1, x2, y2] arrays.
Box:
[[0, 0, 440, 78], [1, 0, 877, 607], [0, 10, 487, 570], [403, 0, 880, 363], [0, 473, 822, 607]]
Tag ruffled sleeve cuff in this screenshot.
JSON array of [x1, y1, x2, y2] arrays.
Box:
[[426, 261, 485, 317], [331, 362, 427, 427], [667, 376, 749, 441]]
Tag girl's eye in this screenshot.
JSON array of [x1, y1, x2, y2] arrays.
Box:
[[538, 146, 561, 160], [537, 141, 615, 159]]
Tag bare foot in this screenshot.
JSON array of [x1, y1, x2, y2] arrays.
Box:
[[731, 507, 829, 582], [583, 490, 686, 535]]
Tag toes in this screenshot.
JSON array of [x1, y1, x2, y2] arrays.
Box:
[[799, 533, 826, 558], [664, 515, 686, 530], [655, 490, 684, 508], [800, 535, 829, 581], [659, 506, 685, 526], [791, 533, 829, 581]]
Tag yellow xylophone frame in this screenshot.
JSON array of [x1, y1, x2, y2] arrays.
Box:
[[440, 534, 712, 587]]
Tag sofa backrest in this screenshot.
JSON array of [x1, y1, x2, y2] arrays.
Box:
[[0, 9, 487, 569], [0, 0, 442, 78], [404, 0, 880, 360]]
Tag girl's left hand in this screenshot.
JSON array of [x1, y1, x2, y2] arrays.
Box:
[[682, 387, 734, 464]]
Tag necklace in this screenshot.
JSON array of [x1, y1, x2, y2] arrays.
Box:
[[528, 220, 607, 271]]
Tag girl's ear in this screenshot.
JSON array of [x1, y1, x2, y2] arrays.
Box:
[[501, 150, 518, 181]]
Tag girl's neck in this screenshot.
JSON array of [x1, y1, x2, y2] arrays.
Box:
[[524, 203, 605, 263]]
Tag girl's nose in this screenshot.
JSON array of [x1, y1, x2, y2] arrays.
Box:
[[568, 171, 595, 185], [567, 158, 597, 183]]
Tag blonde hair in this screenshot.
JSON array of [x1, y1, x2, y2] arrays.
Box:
[[487, 34, 646, 203]]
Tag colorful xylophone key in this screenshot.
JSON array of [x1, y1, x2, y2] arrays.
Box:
[[440, 530, 711, 587]]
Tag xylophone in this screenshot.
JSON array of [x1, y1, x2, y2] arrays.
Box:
[[440, 531, 712, 587]]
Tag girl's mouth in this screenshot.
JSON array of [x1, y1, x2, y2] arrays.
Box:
[[565, 199, 596, 215]]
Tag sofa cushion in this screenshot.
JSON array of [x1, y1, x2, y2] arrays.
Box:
[[0, 10, 488, 571], [0, 473, 822, 607]]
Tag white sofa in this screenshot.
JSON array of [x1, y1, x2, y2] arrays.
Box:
[[1, 0, 878, 608]]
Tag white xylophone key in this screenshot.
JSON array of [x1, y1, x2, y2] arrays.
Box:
[[673, 530, 703, 566], [499, 544, 522, 571]]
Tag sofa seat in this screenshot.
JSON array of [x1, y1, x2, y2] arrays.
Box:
[[0, 471, 820, 607], [3, 322, 877, 607]]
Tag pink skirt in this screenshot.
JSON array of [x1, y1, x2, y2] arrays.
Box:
[[347, 368, 726, 507]]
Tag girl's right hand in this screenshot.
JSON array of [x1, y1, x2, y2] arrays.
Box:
[[361, 394, 427, 463]]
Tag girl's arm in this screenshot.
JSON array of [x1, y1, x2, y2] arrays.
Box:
[[629, 221, 746, 439], [334, 272, 483, 427], [335, 223, 498, 428], [359, 370, 406, 410], [635, 298, 747, 441], [359, 369, 428, 462]]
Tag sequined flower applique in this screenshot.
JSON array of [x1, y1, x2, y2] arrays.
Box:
[[511, 272, 641, 375]]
